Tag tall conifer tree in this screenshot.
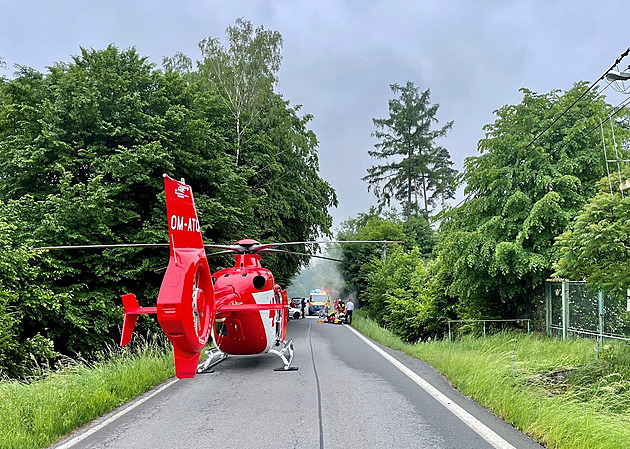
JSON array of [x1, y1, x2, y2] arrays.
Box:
[[363, 81, 455, 216]]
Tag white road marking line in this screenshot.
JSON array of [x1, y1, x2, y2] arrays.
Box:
[[346, 325, 516, 449], [54, 378, 179, 449]]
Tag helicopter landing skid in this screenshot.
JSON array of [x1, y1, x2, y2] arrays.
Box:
[[197, 347, 228, 374], [270, 339, 298, 371]]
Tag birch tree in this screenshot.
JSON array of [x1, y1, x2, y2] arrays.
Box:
[[198, 18, 283, 166]]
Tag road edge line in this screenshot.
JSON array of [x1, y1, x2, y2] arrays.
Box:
[[53, 378, 179, 449], [346, 325, 516, 449]]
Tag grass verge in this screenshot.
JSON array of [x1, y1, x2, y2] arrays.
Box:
[[352, 311, 630, 449], [0, 337, 174, 449]]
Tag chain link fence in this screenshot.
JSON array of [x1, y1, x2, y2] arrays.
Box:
[[545, 280, 630, 342]]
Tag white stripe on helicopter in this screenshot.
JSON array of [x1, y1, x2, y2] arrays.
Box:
[[251, 290, 277, 353]]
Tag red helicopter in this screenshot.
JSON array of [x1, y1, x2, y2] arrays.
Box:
[[118, 174, 302, 378], [38, 174, 401, 379]]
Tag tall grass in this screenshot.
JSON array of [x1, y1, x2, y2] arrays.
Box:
[[352, 311, 630, 449], [0, 336, 174, 449]]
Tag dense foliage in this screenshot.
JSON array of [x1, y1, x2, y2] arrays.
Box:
[[361, 247, 456, 342], [330, 82, 629, 343], [0, 23, 336, 377], [0, 213, 57, 378], [437, 84, 628, 319], [335, 208, 432, 297], [554, 181, 630, 297]]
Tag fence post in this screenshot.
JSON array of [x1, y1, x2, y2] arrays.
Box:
[[483, 321, 486, 337], [545, 283, 551, 337], [598, 291, 604, 347], [448, 321, 452, 342], [562, 280, 568, 340]]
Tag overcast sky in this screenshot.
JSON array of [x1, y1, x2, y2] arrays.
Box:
[[2, 1, 629, 231]]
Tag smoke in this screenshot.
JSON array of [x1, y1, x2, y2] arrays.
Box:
[[286, 245, 357, 302]]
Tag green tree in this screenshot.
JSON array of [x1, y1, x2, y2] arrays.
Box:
[[402, 214, 435, 256], [197, 18, 283, 166], [241, 95, 337, 284], [0, 43, 336, 365], [428, 146, 457, 211], [438, 83, 630, 319], [554, 180, 630, 296], [165, 22, 336, 285], [363, 81, 455, 216], [360, 245, 456, 341], [362, 246, 424, 337], [336, 209, 406, 300], [414, 257, 458, 338]]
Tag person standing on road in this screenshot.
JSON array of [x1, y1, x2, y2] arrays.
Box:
[[345, 298, 354, 324]]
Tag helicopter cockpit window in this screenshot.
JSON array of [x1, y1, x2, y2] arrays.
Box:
[[252, 275, 266, 290]]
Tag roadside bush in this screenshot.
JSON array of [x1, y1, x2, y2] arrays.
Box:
[[0, 212, 58, 379]]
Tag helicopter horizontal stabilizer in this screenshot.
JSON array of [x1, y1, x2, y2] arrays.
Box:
[[120, 293, 157, 346]]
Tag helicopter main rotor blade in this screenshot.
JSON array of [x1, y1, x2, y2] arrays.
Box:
[[34, 240, 403, 253], [250, 240, 404, 253], [34, 243, 243, 252], [203, 244, 244, 251], [33, 243, 171, 251], [259, 248, 355, 265], [205, 250, 239, 258]]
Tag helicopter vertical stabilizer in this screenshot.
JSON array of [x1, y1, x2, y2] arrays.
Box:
[[155, 175, 214, 378]]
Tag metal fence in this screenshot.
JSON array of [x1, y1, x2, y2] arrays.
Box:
[[447, 319, 531, 342], [545, 280, 630, 343]]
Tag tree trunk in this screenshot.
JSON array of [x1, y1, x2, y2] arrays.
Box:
[[236, 115, 241, 166], [414, 178, 419, 215], [407, 167, 412, 217], [421, 173, 428, 213]]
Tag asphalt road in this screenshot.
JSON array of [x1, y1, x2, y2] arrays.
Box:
[[50, 317, 544, 449]]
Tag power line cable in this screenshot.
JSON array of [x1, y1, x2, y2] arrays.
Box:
[[452, 89, 630, 212], [446, 49, 630, 213], [581, 94, 630, 139], [523, 46, 630, 151]]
